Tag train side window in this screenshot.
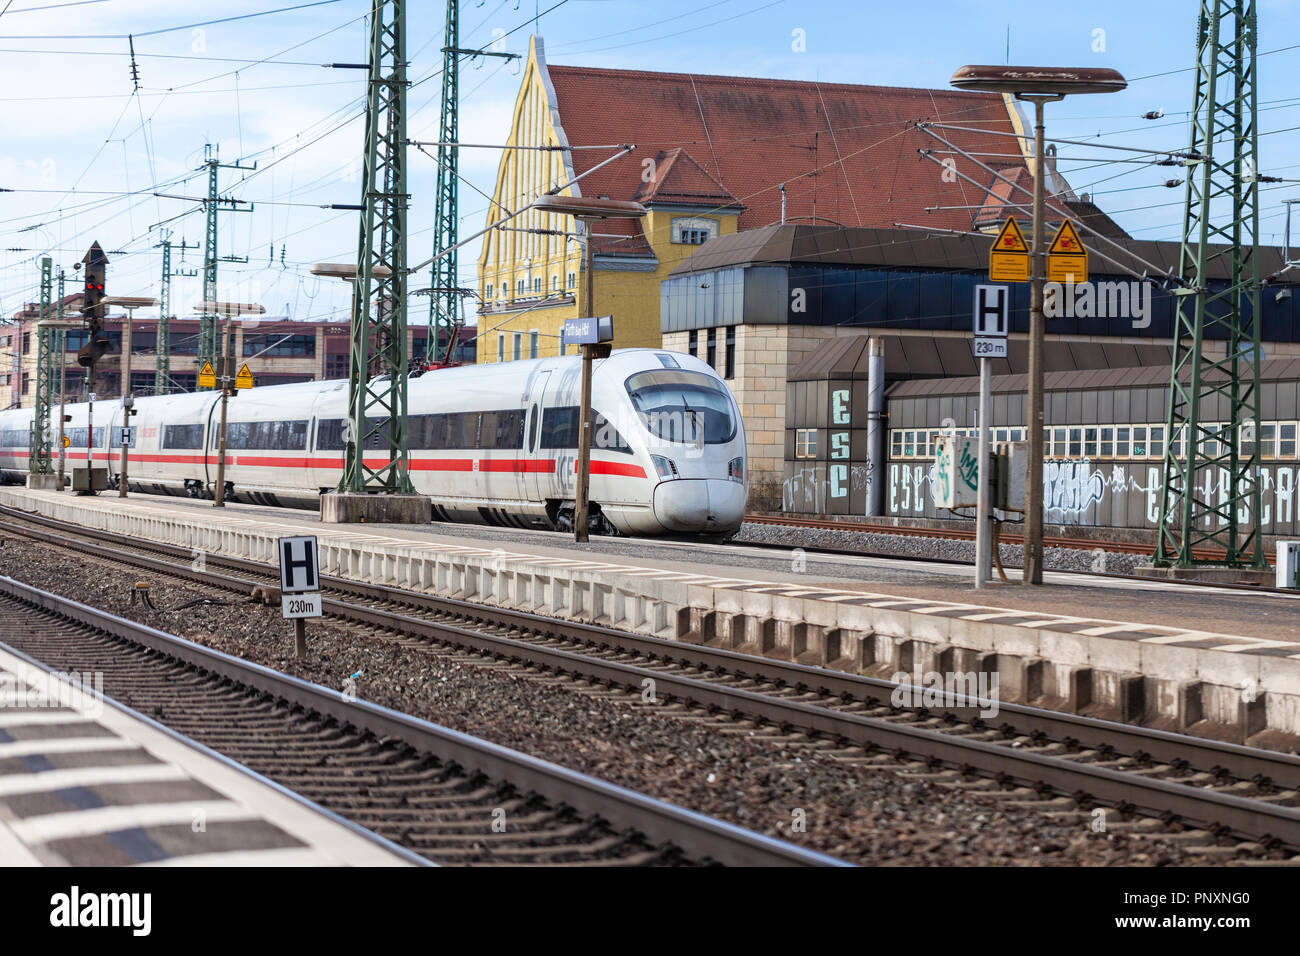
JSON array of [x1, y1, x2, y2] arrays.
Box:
[[163, 424, 202, 449], [528, 405, 540, 452], [316, 419, 345, 451]]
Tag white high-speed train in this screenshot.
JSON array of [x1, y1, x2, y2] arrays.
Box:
[[0, 348, 747, 537]]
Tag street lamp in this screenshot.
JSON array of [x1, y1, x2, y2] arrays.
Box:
[[532, 194, 647, 542], [102, 295, 159, 498], [195, 300, 265, 507], [950, 65, 1126, 584]]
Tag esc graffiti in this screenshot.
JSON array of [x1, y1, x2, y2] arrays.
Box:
[[888, 459, 1300, 532]]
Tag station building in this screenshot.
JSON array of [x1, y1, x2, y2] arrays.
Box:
[[660, 223, 1300, 514], [475, 36, 1037, 362], [1, 298, 474, 409]]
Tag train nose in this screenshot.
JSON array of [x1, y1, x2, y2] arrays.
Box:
[[652, 478, 746, 534]]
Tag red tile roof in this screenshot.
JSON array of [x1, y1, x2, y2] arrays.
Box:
[[546, 62, 1025, 257], [633, 147, 742, 209]]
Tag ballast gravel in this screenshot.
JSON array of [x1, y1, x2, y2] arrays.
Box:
[[0, 532, 1218, 867]]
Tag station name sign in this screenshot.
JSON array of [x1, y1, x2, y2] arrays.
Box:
[[561, 314, 613, 346]]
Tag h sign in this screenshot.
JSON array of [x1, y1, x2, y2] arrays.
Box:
[[973, 285, 1009, 337], [278, 535, 320, 594]]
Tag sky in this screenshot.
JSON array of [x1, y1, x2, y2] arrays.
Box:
[[0, 0, 1297, 329]]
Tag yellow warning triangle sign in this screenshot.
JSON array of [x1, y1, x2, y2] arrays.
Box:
[[993, 217, 1029, 253], [1048, 219, 1085, 256], [234, 363, 254, 389], [197, 361, 216, 388]]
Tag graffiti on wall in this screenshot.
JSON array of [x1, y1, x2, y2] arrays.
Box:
[[888, 458, 1300, 532]]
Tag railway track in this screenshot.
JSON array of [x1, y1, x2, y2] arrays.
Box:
[[0, 574, 838, 867], [745, 513, 1238, 564], [2, 503, 1300, 861]]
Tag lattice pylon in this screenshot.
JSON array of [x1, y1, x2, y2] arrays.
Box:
[[339, 0, 414, 494], [1154, 0, 1266, 569], [29, 257, 53, 475], [426, 0, 459, 365]]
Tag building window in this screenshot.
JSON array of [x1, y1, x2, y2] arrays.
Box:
[[567, 272, 576, 289], [724, 326, 735, 380], [244, 333, 315, 358], [705, 328, 716, 369], [497, 333, 505, 363], [532, 276, 542, 294], [551, 275, 559, 291], [22, 332, 30, 353], [670, 216, 719, 245], [516, 279, 525, 297], [687, 330, 697, 358], [486, 283, 493, 300], [21, 372, 30, 393], [529, 331, 539, 359], [795, 428, 817, 459], [512, 332, 522, 361]]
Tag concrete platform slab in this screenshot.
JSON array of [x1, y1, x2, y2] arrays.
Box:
[[0, 641, 421, 867], [1, 486, 1298, 745]]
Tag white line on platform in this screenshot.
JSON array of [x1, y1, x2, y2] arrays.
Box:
[[11, 800, 255, 844], [0, 764, 188, 797], [138, 847, 341, 867], [0, 737, 142, 759]]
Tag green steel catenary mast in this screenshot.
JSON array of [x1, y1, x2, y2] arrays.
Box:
[[340, 0, 415, 494], [28, 257, 54, 475], [1154, 0, 1266, 569]]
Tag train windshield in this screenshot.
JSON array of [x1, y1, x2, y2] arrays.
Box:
[[625, 370, 736, 445]]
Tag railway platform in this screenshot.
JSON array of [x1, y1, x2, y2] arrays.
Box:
[[1, 486, 1298, 748], [0, 641, 421, 867]]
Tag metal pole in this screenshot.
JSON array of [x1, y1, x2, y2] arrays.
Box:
[[214, 317, 232, 506], [574, 217, 595, 543], [864, 337, 885, 516], [294, 618, 307, 658], [56, 329, 66, 489], [119, 309, 131, 497], [975, 355, 992, 588], [1023, 97, 1050, 585]]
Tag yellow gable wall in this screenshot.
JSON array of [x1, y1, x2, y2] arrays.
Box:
[[475, 37, 739, 363]]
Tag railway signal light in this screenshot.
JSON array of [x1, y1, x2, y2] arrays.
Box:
[[76, 330, 111, 368]]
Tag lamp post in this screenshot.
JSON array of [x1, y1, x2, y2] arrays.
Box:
[[195, 300, 265, 507], [102, 296, 159, 498], [310, 263, 393, 474], [532, 195, 647, 542], [950, 66, 1126, 584]]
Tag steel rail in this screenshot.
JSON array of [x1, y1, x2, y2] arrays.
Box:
[[1, 508, 1297, 850], [0, 573, 845, 867], [2, 506, 1297, 790]]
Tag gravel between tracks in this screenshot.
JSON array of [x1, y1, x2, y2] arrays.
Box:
[[734, 523, 1147, 575], [0, 533, 1207, 866]]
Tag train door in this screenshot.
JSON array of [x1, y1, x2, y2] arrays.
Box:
[[524, 369, 552, 504]]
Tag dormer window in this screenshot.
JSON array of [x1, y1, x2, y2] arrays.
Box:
[[671, 216, 718, 245]]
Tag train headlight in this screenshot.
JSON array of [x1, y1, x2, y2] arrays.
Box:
[[651, 455, 677, 480], [728, 457, 744, 483]]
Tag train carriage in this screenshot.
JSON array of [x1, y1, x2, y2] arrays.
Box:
[[0, 349, 747, 537]]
